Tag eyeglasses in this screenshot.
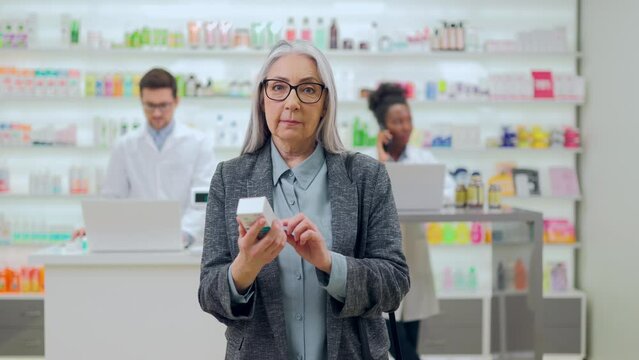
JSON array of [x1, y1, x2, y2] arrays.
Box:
[[142, 102, 174, 112], [262, 79, 326, 104]]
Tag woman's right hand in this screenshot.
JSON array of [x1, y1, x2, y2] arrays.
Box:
[[230, 217, 287, 293], [376, 129, 393, 163]]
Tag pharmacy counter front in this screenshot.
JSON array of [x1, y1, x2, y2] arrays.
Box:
[[30, 247, 226, 360]]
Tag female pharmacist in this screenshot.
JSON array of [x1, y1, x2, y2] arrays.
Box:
[[366, 83, 455, 360]]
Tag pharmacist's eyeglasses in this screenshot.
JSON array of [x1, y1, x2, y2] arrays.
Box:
[[142, 102, 174, 112], [262, 79, 326, 104]]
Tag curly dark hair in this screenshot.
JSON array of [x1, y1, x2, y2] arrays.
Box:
[[367, 83, 408, 129]]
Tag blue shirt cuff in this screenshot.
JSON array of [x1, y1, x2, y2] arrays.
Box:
[[316, 252, 347, 303], [227, 266, 255, 304]]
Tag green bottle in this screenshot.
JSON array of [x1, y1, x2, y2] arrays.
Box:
[[70, 19, 80, 45], [141, 27, 151, 46]]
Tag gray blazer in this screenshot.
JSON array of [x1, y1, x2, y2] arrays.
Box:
[[198, 143, 410, 360]]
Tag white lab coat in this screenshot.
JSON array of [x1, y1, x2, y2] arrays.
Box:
[[362, 146, 454, 321], [101, 122, 216, 244]]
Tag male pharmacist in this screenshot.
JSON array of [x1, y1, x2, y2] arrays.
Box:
[[75, 68, 216, 246]]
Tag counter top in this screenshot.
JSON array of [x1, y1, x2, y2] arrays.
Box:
[[29, 245, 203, 266], [398, 206, 543, 223]]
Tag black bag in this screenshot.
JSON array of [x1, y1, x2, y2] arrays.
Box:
[[345, 152, 403, 360]]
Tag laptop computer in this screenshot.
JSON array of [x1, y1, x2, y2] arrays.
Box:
[[82, 200, 183, 253], [385, 163, 446, 211]]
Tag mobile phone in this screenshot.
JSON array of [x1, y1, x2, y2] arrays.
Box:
[[383, 134, 393, 153]]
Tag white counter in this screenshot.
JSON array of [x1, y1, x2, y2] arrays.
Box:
[[30, 246, 226, 360]]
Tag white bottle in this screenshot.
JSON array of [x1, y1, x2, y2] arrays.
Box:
[[214, 114, 226, 147], [440, 23, 449, 50], [369, 22, 379, 52]]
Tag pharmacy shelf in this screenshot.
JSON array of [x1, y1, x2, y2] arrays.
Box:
[[436, 290, 584, 300], [0, 145, 581, 155], [0, 145, 240, 153], [0, 194, 97, 201], [0, 293, 44, 300], [0, 47, 582, 60], [354, 147, 582, 155], [502, 196, 582, 202], [544, 242, 581, 249], [0, 96, 585, 107]]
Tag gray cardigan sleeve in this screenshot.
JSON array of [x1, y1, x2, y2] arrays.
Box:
[[198, 161, 256, 324], [333, 159, 410, 318]]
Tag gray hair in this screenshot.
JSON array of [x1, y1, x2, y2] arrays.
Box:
[[241, 40, 345, 155]]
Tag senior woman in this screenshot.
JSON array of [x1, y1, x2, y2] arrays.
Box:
[[198, 40, 409, 360]]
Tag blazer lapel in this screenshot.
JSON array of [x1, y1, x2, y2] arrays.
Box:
[[325, 151, 358, 360], [246, 144, 288, 359]]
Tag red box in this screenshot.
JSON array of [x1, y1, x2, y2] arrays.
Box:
[[532, 71, 554, 99]]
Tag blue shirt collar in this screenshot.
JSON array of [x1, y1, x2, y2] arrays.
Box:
[[146, 120, 175, 150], [271, 139, 325, 190]]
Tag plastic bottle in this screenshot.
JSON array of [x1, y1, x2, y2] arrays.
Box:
[[369, 22, 379, 52], [442, 267, 453, 291], [301, 17, 312, 42], [514, 258, 528, 290], [426, 223, 443, 245], [488, 184, 502, 209], [471, 222, 483, 244], [454, 267, 466, 290], [314, 18, 327, 50], [456, 222, 470, 244], [453, 168, 468, 208], [467, 266, 478, 291], [442, 223, 456, 245], [497, 262, 506, 290], [285, 17, 296, 42], [457, 22, 465, 51], [70, 19, 80, 45], [329, 18, 339, 49], [214, 114, 226, 147], [466, 171, 484, 209]]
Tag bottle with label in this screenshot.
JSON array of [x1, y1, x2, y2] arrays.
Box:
[[314, 18, 327, 50], [285, 17, 296, 42], [456, 222, 470, 244], [514, 258, 528, 290], [488, 184, 502, 209], [456, 22, 465, 51], [453, 168, 468, 208], [369, 22, 379, 52], [301, 17, 312, 42], [214, 114, 226, 147], [329, 18, 339, 49], [70, 19, 80, 45], [470, 222, 483, 244], [466, 171, 484, 209], [442, 223, 456, 244], [467, 266, 478, 291], [497, 261, 506, 290]]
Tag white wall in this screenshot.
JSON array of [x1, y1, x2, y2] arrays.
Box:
[[580, 0, 639, 358]]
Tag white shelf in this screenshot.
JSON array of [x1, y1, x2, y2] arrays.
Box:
[[0, 96, 584, 106], [544, 242, 581, 249], [0, 145, 240, 153], [0, 194, 97, 200], [502, 196, 582, 202], [0, 47, 582, 60], [0, 292, 44, 300], [355, 147, 582, 154]]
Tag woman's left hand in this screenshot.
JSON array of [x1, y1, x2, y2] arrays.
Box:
[[282, 213, 332, 273]]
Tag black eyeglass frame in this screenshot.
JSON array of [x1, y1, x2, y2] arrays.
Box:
[[261, 78, 327, 104]]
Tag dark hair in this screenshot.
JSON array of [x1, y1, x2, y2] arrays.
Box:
[[139, 68, 177, 98], [367, 83, 408, 129]]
